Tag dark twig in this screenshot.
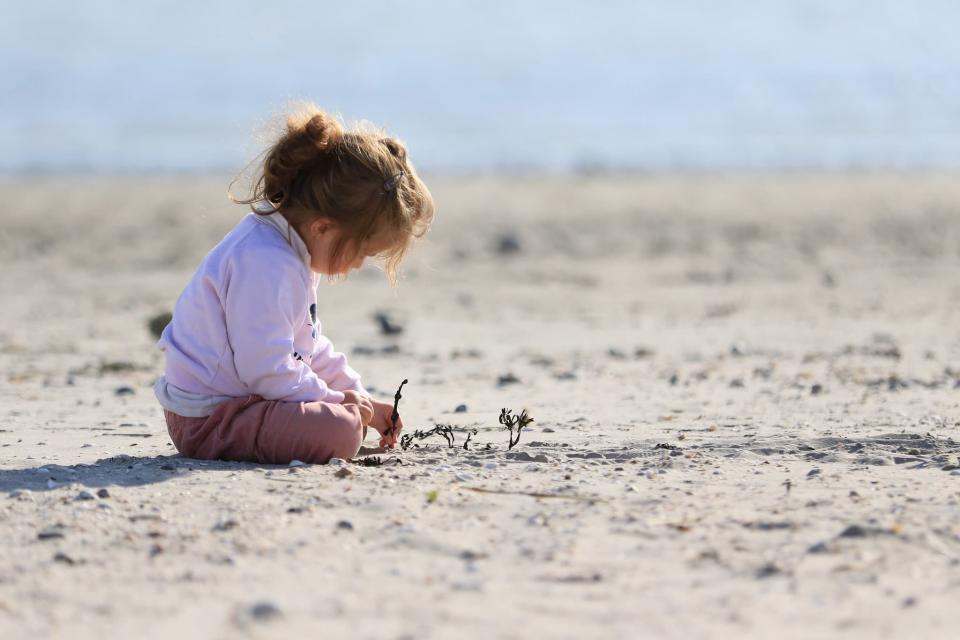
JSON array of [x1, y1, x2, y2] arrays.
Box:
[[499, 408, 534, 450], [384, 378, 408, 440], [463, 429, 478, 451], [353, 456, 383, 467]]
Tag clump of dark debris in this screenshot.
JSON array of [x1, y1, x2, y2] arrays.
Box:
[[500, 408, 533, 450]]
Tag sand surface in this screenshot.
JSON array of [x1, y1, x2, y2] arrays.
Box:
[[2, 173, 960, 639]]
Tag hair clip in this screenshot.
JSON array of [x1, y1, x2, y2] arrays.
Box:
[[384, 170, 405, 192]]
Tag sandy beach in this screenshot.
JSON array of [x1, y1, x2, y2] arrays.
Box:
[[2, 172, 960, 639]]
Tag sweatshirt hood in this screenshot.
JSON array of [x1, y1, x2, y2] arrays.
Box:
[[250, 202, 312, 271]]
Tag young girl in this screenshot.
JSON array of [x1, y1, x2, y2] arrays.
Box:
[[153, 104, 434, 464]]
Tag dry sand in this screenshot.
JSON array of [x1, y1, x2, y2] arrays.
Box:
[[2, 173, 960, 639]]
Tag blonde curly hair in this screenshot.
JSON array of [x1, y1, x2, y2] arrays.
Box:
[[232, 103, 434, 284]]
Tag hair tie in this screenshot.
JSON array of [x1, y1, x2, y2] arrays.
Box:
[[384, 170, 405, 192]]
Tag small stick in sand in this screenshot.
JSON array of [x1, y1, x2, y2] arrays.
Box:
[[385, 378, 408, 441]]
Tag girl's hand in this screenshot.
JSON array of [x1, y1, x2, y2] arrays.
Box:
[[341, 390, 374, 426], [368, 398, 403, 449]]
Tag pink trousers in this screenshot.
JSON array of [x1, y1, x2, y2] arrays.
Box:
[[163, 395, 366, 465]]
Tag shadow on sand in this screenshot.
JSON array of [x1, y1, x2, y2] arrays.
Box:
[[1, 445, 393, 494], [1, 454, 277, 494]]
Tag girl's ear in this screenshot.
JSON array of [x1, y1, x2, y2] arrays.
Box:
[[309, 216, 336, 237]]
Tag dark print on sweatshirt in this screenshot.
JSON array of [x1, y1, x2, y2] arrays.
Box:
[[308, 303, 318, 339]]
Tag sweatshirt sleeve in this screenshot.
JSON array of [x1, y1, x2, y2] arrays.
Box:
[[222, 247, 346, 404], [309, 334, 368, 395]]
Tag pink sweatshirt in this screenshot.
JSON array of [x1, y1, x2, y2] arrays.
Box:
[[154, 210, 366, 417]]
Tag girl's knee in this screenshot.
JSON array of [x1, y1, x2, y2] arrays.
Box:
[[328, 411, 364, 460]]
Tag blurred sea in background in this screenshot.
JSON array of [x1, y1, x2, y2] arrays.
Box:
[[2, 0, 959, 174]]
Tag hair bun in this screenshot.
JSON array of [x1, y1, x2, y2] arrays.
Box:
[[381, 137, 408, 162], [298, 111, 343, 151], [261, 107, 344, 204]]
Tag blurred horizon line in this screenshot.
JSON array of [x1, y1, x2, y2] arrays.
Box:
[[6, 165, 960, 182]]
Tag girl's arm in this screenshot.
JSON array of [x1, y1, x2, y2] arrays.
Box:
[[223, 248, 346, 404], [309, 336, 367, 395]]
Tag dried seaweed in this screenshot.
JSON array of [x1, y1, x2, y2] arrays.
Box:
[[353, 456, 383, 467], [399, 425, 456, 451], [499, 408, 533, 450], [463, 428, 478, 451], [654, 443, 682, 451]]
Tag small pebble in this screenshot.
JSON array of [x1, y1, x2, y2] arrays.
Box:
[[38, 528, 64, 541], [53, 551, 75, 565], [495, 232, 521, 255], [454, 404, 468, 413], [327, 457, 346, 466], [454, 472, 474, 482], [334, 467, 353, 479], [248, 601, 282, 621], [497, 373, 520, 386], [839, 524, 868, 538], [337, 520, 354, 531], [755, 562, 781, 579], [288, 459, 306, 468], [212, 519, 238, 532], [97, 488, 110, 498], [115, 386, 136, 396], [75, 490, 95, 501], [483, 462, 498, 470], [527, 514, 548, 527]]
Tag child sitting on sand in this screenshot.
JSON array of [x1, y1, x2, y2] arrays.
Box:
[[153, 104, 434, 464]]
